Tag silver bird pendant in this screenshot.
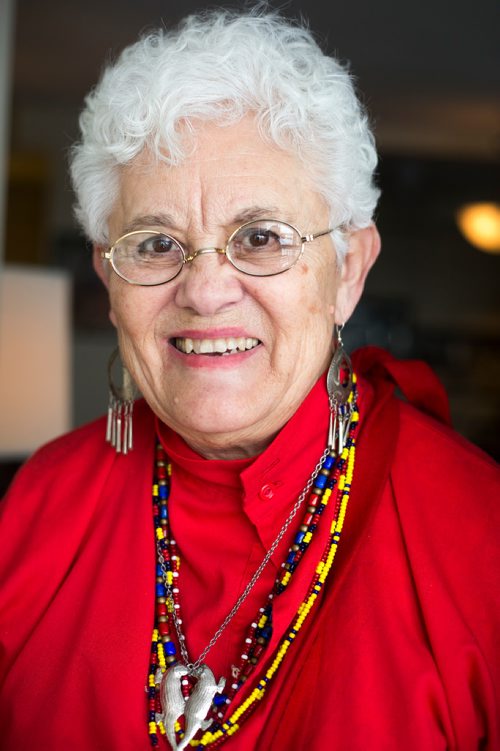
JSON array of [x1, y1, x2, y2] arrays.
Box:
[[160, 664, 226, 751]]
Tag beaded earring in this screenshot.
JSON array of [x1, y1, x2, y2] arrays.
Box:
[[105, 347, 138, 454], [327, 323, 353, 454]]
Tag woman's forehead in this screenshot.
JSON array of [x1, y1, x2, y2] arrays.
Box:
[[114, 120, 328, 233]]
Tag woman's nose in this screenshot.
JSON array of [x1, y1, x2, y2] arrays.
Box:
[[173, 245, 245, 316]]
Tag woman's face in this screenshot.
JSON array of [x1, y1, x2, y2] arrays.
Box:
[[97, 117, 374, 459]]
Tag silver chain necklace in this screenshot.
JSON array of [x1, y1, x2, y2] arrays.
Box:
[[155, 445, 332, 751], [156, 445, 329, 673]]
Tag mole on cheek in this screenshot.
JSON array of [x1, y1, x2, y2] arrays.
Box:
[[308, 303, 321, 314]]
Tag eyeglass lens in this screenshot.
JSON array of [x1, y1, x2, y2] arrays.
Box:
[[111, 220, 303, 285]]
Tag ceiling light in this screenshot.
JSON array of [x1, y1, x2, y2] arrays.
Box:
[[456, 202, 500, 253]]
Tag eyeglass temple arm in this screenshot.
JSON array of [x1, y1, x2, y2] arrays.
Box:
[[300, 229, 333, 243], [301, 227, 340, 243]]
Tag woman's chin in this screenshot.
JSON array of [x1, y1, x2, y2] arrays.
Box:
[[151, 382, 278, 457]]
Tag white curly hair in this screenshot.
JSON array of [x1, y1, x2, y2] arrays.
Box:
[[69, 7, 380, 261]]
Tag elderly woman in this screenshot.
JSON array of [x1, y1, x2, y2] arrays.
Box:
[[1, 9, 499, 751]]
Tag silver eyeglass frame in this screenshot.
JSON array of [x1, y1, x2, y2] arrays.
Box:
[[101, 219, 336, 286]]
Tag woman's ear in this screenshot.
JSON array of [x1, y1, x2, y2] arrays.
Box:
[[93, 244, 110, 289], [334, 224, 381, 323]]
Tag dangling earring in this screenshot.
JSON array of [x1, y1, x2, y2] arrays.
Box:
[[106, 347, 138, 454], [327, 323, 353, 454]]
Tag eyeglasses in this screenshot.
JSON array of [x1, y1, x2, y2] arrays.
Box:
[[101, 219, 335, 286]]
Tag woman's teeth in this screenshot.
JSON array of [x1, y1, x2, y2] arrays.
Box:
[[174, 336, 260, 355]]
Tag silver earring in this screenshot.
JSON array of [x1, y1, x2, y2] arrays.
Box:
[[327, 324, 353, 454], [106, 348, 138, 454]]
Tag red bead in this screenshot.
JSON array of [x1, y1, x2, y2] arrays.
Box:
[[240, 662, 253, 678], [307, 492, 320, 507], [158, 621, 169, 635], [302, 512, 314, 526]]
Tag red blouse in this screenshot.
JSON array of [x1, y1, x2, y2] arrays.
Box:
[[0, 348, 499, 751]]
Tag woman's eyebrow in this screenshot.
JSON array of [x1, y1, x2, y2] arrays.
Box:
[[231, 206, 282, 224], [122, 206, 283, 235], [123, 213, 178, 233]]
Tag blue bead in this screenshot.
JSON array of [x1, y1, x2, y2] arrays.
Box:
[[164, 641, 177, 655], [159, 485, 169, 499], [213, 693, 227, 706], [323, 455, 335, 469], [156, 564, 163, 577], [286, 551, 295, 564], [155, 583, 166, 597], [314, 474, 327, 489], [260, 624, 273, 639], [160, 505, 168, 519], [294, 531, 305, 544]]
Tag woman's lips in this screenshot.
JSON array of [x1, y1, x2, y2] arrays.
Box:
[[172, 335, 260, 355]]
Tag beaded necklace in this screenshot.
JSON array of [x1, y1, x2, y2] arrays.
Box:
[[147, 377, 359, 749]]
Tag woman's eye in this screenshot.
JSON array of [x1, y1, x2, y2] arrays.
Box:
[[137, 236, 175, 255], [240, 229, 281, 250], [248, 230, 271, 247]]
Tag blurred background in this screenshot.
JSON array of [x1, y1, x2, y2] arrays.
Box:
[[0, 0, 499, 492]]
